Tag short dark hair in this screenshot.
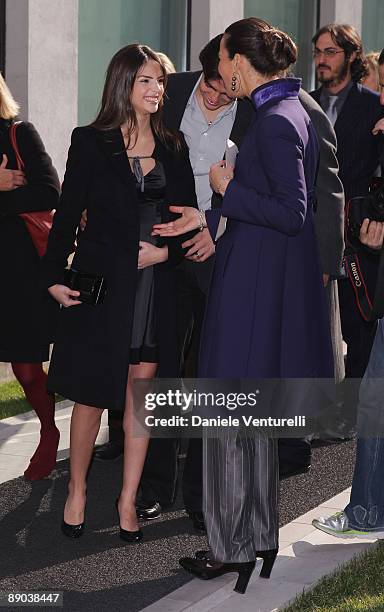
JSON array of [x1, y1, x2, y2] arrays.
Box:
[[379, 48, 384, 66], [312, 24, 369, 82], [224, 17, 297, 76], [199, 34, 223, 82]]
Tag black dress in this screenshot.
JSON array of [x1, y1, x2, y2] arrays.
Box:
[[130, 160, 166, 364], [0, 120, 60, 362]]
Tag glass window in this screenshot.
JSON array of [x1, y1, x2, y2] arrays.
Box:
[[78, 0, 188, 125], [243, 0, 319, 91], [362, 0, 384, 54]]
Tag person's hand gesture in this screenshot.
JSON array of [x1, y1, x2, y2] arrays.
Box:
[[138, 241, 168, 269], [209, 162, 234, 196], [372, 118, 384, 135], [48, 284, 82, 307], [182, 228, 215, 262], [152, 206, 201, 237], [0, 154, 27, 191], [359, 218, 384, 250]]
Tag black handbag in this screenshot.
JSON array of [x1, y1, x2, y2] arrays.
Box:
[[63, 268, 106, 305]]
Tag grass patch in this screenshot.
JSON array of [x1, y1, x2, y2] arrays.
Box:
[[0, 379, 63, 420], [284, 543, 384, 611]]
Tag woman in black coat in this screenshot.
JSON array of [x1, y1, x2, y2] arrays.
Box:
[[43, 44, 197, 540], [0, 74, 60, 480]]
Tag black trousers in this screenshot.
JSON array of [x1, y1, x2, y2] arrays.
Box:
[[140, 259, 214, 510]]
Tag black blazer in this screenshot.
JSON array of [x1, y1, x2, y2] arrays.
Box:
[[43, 126, 197, 410], [299, 90, 345, 276], [163, 71, 254, 209], [0, 120, 59, 359], [311, 83, 384, 201]]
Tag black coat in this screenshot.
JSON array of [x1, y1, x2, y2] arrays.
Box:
[[0, 120, 60, 362], [311, 83, 384, 201], [311, 83, 384, 293], [43, 126, 197, 410]]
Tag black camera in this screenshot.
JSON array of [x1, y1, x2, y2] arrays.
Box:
[[346, 178, 384, 243]]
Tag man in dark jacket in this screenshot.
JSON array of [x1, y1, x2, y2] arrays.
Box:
[[311, 24, 384, 390]]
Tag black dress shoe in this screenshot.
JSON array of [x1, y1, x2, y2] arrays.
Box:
[[94, 441, 124, 461], [136, 501, 162, 520], [187, 511, 206, 534], [279, 463, 311, 479], [61, 520, 85, 538], [115, 499, 143, 543]]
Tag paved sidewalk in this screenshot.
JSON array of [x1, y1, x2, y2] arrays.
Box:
[[0, 401, 108, 483], [0, 406, 375, 612], [142, 488, 378, 612]]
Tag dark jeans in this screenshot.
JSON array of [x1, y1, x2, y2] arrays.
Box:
[[345, 318, 384, 532]]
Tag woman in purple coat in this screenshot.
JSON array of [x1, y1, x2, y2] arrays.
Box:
[[153, 18, 333, 593]]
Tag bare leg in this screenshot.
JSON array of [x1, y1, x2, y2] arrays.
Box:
[[64, 403, 103, 525], [118, 362, 156, 531]]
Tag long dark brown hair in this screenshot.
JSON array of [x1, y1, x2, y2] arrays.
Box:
[[91, 44, 182, 151]]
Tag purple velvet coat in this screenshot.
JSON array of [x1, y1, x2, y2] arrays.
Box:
[[200, 79, 333, 380]]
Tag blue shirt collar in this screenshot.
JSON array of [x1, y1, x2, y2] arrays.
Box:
[[251, 77, 301, 109]]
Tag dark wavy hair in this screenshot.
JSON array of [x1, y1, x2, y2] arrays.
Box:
[[379, 48, 384, 66], [312, 24, 369, 82], [199, 34, 223, 82], [223, 17, 297, 77], [91, 44, 182, 151]]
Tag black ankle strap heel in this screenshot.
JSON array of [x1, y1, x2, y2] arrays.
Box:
[[233, 561, 256, 593], [258, 548, 278, 579]]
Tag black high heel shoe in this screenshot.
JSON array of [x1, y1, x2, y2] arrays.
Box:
[[115, 499, 143, 543], [179, 548, 278, 594], [61, 519, 85, 538]]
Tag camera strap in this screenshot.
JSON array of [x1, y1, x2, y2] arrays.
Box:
[[344, 243, 384, 323], [343, 196, 384, 322], [344, 247, 374, 321]]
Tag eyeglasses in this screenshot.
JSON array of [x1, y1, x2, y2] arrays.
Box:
[[313, 48, 345, 58]]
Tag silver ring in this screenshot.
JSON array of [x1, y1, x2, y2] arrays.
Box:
[[196, 250, 200, 257], [223, 175, 230, 180]]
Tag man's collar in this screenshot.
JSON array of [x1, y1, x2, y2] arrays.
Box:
[[321, 80, 353, 98]]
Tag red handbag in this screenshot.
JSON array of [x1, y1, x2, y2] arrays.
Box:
[[9, 122, 54, 257]]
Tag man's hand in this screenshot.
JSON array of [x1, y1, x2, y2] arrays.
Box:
[[360, 218, 384, 250], [0, 154, 27, 191], [138, 241, 168, 269], [372, 118, 384, 135], [182, 227, 215, 262], [323, 274, 330, 288], [48, 284, 82, 307]]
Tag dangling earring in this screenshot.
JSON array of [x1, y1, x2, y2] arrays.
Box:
[[231, 73, 237, 91]]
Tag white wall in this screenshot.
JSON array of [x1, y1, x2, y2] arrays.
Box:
[[190, 0, 244, 69], [6, 0, 78, 181], [320, 0, 363, 32]]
